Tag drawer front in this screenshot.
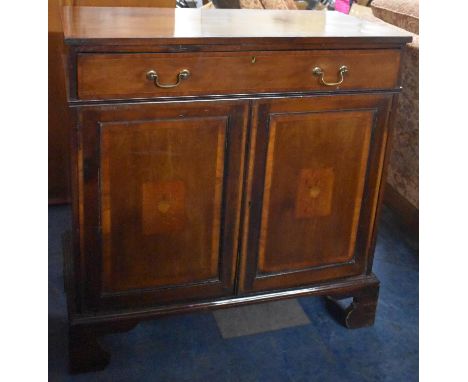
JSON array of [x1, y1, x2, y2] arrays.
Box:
[[77, 50, 400, 100]]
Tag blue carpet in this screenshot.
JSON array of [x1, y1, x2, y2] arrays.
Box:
[[48, 205, 418, 381]]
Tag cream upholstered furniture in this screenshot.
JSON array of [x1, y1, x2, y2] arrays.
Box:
[[236, 0, 297, 8]]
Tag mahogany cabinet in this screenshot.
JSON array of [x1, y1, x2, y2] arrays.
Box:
[[62, 7, 411, 373]]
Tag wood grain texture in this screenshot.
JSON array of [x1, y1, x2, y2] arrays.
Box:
[[77, 49, 400, 100], [240, 93, 392, 293], [62, 7, 408, 372], [295, 168, 335, 218], [62, 7, 412, 47], [50, 1, 175, 205], [100, 116, 227, 292], [77, 100, 249, 309]]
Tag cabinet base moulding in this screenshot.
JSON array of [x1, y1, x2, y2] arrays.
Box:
[[64, 225, 380, 373]]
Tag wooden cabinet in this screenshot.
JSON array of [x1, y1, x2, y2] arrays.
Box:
[[77, 101, 248, 309], [240, 94, 393, 293], [62, 7, 412, 373]]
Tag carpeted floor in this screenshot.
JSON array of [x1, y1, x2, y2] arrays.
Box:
[[49, 205, 418, 381]]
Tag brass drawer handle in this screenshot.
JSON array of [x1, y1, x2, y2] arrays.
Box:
[[146, 69, 191, 88], [312, 65, 349, 86]]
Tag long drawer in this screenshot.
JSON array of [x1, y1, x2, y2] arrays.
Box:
[[77, 49, 401, 100]]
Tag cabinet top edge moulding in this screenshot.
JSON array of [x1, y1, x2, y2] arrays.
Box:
[[62, 7, 412, 49]]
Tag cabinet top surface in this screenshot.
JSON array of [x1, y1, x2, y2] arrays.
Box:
[[62, 7, 411, 47]]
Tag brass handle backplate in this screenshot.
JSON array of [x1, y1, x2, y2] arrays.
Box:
[[312, 65, 349, 87], [146, 69, 191, 88]]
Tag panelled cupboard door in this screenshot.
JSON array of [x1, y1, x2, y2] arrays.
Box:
[[77, 100, 249, 309], [239, 94, 393, 293]]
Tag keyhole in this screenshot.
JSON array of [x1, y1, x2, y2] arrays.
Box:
[[251, 56, 256, 64]]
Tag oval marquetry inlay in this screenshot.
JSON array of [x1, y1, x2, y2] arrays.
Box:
[[309, 186, 321, 198], [157, 200, 171, 214]]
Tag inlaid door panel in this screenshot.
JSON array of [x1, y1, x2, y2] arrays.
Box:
[[77, 100, 248, 309], [240, 94, 393, 293]]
